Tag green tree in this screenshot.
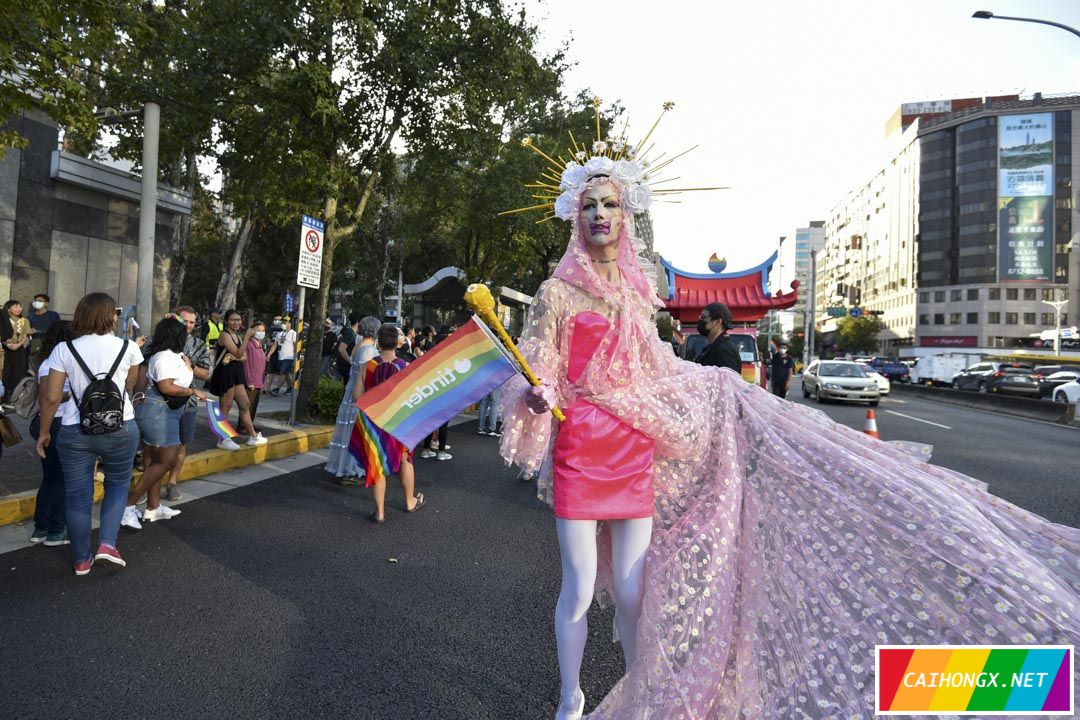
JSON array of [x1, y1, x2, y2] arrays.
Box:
[[0, 0, 133, 156], [836, 315, 882, 354]]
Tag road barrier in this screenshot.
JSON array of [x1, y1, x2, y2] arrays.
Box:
[[890, 383, 1076, 425]]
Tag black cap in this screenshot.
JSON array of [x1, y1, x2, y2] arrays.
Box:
[[704, 302, 733, 330]]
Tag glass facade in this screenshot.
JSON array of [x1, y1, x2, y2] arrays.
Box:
[[918, 110, 1072, 287]]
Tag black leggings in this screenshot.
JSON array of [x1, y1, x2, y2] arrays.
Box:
[[427, 423, 448, 451]]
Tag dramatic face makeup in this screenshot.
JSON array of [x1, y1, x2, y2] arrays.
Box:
[[579, 182, 623, 247]]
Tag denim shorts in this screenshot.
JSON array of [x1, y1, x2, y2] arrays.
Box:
[[278, 358, 294, 374], [135, 388, 185, 447]]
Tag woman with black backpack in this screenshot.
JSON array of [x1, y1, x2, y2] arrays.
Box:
[[35, 292, 144, 576], [122, 316, 209, 532]]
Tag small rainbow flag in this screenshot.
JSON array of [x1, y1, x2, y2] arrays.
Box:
[[768, 337, 779, 354], [876, 645, 1073, 714], [206, 399, 239, 440], [349, 411, 391, 487], [356, 316, 518, 450]]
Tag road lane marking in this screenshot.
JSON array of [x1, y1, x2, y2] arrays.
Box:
[[884, 410, 952, 429]]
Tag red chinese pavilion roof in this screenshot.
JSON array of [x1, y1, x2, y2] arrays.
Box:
[[660, 252, 799, 324]]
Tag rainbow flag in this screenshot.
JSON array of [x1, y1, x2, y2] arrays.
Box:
[[206, 400, 239, 440], [768, 337, 779, 354], [876, 645, 1073, 714], [349, 411, 391, 486], [356, 316, 518, 450]]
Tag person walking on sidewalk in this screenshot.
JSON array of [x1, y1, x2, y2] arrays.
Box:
[[769, 343, 795, 398], [35, 292, 144, 576], [357, 324, 425, 523], [162, 306, 212, 501], [207, 310, 265, 450], [123, 317, 209, 531], [28, 320, 73, 547], [325, 315, 380, 485], [268, 317, 297, 397]]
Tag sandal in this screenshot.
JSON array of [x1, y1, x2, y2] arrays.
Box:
[[407, 493, 426, 513], [368, 511, 385, 524]]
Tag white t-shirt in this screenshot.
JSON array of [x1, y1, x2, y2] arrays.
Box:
[[47, 335, 144, 426], [147, 350, 194, 389], [37, 356, 74, 424], [277, 329, 297, 359]]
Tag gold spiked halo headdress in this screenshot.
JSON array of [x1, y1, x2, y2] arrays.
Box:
[[501, 99, 726, 222]]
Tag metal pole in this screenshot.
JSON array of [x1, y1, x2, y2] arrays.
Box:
[[972, 11, 1080, 39], [288, 285, 306, 425], [396, 268, 403, 326], [806, 250, 818, 366], [136, 102, 160, 335]]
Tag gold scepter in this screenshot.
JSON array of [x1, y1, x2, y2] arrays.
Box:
[[464, 283, 565, 422]]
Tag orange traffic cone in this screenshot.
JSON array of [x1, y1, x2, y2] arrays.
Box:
[[864, 409, 880, 439]]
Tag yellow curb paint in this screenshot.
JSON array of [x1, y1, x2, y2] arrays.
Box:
[[0, 426, 333, 527]]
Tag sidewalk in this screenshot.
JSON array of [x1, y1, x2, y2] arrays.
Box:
[[0, 390, 330, 525]]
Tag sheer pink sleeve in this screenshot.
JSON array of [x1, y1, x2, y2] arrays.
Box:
[[499, 280, 570, 476]]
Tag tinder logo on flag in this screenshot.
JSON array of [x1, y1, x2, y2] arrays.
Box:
[[402, 358, 473, 410]]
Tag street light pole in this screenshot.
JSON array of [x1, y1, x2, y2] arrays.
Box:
[[971, 10, 1080, 39], [1042, 298, 1068, 356], [137, 102, 160, 336]]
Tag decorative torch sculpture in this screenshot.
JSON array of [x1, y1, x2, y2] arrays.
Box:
[[464, 283, 565, 422]]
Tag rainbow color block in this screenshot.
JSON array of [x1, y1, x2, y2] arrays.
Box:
[[877, 645, 1073, 715], [356, 316, 518, 449], [205, 399, 239, 440]]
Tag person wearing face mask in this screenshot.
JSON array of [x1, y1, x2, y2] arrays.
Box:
[[691, 301, 741, 375], [769, 342, 796, 398], [27, 293, 60, 361], [243, 321, 269, 426], [163, 306, 212, 502]]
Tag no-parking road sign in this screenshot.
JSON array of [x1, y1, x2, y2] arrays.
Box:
[[297, 214, 325, 289]]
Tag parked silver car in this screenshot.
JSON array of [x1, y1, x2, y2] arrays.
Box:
[[802, 360, 880, 405]]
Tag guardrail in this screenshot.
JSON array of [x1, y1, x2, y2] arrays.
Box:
[[891, 383, 1076, 425]]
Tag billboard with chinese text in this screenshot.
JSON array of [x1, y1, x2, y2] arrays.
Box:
[[997, 113, 1053, 283]]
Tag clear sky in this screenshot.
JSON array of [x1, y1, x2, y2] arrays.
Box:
[[528, 0, 1080, 279]]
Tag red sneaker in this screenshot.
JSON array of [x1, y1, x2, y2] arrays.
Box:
[[94, 544, 126, 568], [73, 558, 94, 576]]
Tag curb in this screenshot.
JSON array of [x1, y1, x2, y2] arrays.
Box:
[[0, 425, 334, 527]]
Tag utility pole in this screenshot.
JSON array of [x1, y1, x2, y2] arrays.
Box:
[[1043, 298, 1068, 356], [806, 249, 818, 367], [136, 102, 160, 335]]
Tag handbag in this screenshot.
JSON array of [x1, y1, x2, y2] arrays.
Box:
[[0, 412, 23, 447]]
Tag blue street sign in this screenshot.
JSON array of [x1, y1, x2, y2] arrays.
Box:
[[849, 307, 863, 318], [284, 291, 295, 314]]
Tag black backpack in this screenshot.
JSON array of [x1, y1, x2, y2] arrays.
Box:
[[67, 340, 129, 435]]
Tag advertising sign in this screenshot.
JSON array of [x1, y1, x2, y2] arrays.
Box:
[[920, 336, 978, 347], [998, 114, 1054, 284], [297, 214, 325, 289], [998, 113, 1053, 197], [998, 196, 1052, 282]]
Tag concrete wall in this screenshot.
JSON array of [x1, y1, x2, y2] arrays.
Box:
[[1, 111, 180, 319]]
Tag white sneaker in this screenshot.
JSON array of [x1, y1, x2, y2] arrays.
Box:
[[217, 438, 241, 451], [440, 444, 452, 450], [418, 449, 437, 459], [121, 506, 143, 531], [436, 451, 453, 461], [143, 504, 182, 522], [246, 432, 268, 446]]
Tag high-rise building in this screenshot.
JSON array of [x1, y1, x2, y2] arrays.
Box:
[[792, 221, 824, 322], [814, 93, 1080, 355]]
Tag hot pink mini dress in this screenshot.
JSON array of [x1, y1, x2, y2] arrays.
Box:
[[552, 311, 654, 520]]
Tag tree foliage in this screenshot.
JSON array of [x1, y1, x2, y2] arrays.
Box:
[[837, 315, 882, 354]]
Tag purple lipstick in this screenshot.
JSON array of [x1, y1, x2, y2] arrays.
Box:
[[590, 222, 611, 235]]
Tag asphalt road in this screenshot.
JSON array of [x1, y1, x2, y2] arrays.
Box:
[[0, 426, 623, 720], [2, 397, 1077, 719], [787, 380, 1080, 528]]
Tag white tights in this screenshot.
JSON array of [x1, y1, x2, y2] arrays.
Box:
[[554, 517, 652, 712]]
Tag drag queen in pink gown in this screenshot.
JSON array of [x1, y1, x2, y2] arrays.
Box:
[[500, 141, 1080, 718]]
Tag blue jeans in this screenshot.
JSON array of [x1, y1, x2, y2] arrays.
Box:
[[30, 416, 66, 535], [56, 422, 139, 564], [478, 387, 500, 433]]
